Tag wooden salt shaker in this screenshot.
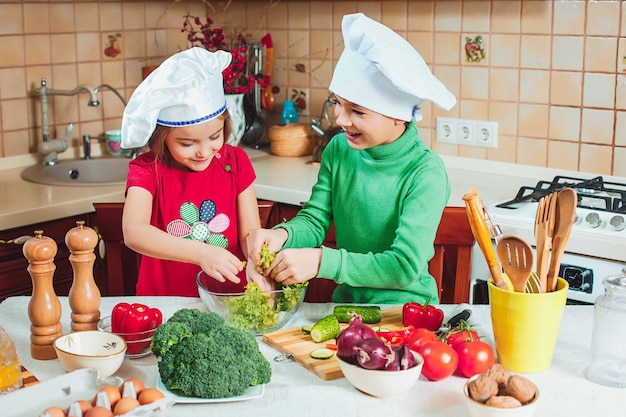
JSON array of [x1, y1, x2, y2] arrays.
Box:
[[23, 230, 62, 360], [66, 220, 101, 331]]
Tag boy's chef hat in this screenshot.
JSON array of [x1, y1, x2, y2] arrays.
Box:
[[121, 47, 232, 149], [329, 13, 456, 122]]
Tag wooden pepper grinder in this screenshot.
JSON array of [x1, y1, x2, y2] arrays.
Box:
[[23, 230, 63, 360], [66, 220, 101, 331]]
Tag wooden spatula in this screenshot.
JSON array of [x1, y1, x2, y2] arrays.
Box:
[[497, 235, 534, 293], [546, 188, 577, 292]]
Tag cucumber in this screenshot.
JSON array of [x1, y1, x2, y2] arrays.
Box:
[[333, 305, 382, 324], [310, 348, 335, 360], [310, 314, 340, 343], [301, 324, 313, 335]]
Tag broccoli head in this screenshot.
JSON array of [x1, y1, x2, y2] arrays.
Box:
[[151, 308, 271, 399]]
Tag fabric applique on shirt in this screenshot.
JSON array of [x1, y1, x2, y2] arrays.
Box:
[[166, 200, 230, 248]]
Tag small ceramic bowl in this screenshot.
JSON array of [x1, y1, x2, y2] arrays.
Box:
[[463, 374, 540, 417], [98, 316, 157, 359], [336, 351, 424, 398], [54, 331, 126, 377], [197, 271, 307, 334]]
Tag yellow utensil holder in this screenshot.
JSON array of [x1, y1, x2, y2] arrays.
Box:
[[488, 276, 568, 373]]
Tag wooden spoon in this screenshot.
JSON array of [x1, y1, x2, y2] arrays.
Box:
[[497, 235, 534, 293], [546, 188, 578, 292]]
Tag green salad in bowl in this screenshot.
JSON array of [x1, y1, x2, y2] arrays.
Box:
[[196, 272, 308, 334]]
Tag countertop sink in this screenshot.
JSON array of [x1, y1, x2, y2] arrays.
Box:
[[21, 157, 129, 187]]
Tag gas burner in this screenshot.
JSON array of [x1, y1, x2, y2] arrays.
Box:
[[496, 175, 626, 214]]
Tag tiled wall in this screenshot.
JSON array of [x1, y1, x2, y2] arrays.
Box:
[[2, 1, 626, 176]]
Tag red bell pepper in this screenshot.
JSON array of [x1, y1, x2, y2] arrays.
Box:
[[111, 302, 163, 354], [402, 299, 444, 332]]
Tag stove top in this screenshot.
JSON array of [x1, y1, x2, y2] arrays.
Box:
[[495, 175, 626, 214], [486, 175, 626, 264]]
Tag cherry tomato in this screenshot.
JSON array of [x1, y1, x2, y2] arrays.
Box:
[[406, 328, 439, 353], [446, 328, 480, 351], [418, 341, 458, 381], [455, 340, 495, 378]]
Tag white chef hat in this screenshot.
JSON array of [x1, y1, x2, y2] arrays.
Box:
[[121, 47, 232, 149], [329, 13, 456, 122]]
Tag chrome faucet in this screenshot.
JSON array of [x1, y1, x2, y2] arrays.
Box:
[[35, 77, 100, 165]]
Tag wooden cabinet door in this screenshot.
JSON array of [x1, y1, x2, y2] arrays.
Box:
[[0, 215, 95, 302]]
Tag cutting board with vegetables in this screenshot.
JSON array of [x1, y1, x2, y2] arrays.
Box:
[[262, 307, 404, 380]]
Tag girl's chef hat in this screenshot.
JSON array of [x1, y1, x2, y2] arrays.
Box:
[[329, 13, 456, 122], [121, 47, 232, 149]]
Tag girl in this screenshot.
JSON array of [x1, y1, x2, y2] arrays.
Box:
[[247, 13, 456, 304], [121, 47, 260, 296]]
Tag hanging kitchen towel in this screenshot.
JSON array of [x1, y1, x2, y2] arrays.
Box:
[[329, 13, 456, 122]]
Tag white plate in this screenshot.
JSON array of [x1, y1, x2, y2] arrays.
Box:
[[156, 374, 265, 403]]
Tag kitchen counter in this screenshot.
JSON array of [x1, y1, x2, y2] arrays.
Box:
[[0, 296, 623, 416], [3, 146, 625, 231]]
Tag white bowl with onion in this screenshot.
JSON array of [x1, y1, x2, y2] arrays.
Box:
[[337, 350, 423, 398], [335, 315, 424, 398]]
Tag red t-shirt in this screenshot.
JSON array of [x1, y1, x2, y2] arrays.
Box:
[[125, 144, 256, 296]]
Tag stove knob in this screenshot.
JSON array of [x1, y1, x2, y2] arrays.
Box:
[[610, 215, 626, 231], [585, 212, 602, 228]]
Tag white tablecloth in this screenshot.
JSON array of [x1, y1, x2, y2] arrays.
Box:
[[0, 296, 623, 416]]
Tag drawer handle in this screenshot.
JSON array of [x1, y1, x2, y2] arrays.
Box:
[[0, 235, 32, 245]]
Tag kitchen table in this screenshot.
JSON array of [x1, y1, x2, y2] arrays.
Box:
[[0, 296, 623, 417]]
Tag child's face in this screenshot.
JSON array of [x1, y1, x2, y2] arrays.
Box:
[[332, 94, 407, 150], [164, 117, 225, 172]]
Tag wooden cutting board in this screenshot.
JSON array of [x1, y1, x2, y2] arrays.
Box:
[[262, 307, 404, 380]]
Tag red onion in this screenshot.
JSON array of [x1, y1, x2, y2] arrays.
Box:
[[336, 315, 377, 362], [385, 345, 403, 371], [355, 338, 394, 370], [399, 344, 417, 370]]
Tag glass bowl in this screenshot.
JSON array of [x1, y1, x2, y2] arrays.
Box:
[[97, 316, 157, 359], [196, 271, 307, 334]]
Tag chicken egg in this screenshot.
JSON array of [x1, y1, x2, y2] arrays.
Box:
[[66, 399, 93, 417], [92, 385, 121, 408], [137, 387, 165, 405], [113, 397, 140, 415], [40, 406, 66, 417], [84, 406, 113, 417], [121, 377, 145, 397]]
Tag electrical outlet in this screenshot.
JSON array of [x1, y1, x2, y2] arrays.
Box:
[[475, 120, 498, 148], [457, 121, 474, 145], [435, 117, 498, 148], [435, 117, 457, 144]]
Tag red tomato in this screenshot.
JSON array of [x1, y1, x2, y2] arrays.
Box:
[[418, 341, 458, 381], [446, 329, 479, 351], [406, 328, 439, 353], [455, 340, 495, 378]]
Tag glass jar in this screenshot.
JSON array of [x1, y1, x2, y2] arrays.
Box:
[[0, 326, 22, 394], [587, 274, 626, 387], [280, 100, 299, 125]]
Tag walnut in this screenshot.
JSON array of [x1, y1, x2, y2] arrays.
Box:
[[500, 374, 537, 404], [485, 395, 522, 408], [468, 374, 499, 403], [485, 363, 511, 388]]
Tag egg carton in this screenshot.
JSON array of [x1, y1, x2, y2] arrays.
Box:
[[0, 368, 174, 417]]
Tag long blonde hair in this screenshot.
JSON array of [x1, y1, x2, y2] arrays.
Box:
[[147, 110, 232, 167]]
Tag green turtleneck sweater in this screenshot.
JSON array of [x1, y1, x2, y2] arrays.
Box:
[[276, 122, 450, 304]]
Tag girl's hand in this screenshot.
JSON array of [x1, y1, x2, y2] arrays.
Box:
[[245, 261, 276, 292], [199, 245, 245, 284], [247, 228, 289, 274], [268, 248, 322, 285]]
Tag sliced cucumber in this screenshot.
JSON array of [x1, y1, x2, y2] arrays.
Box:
[[372, 326, 391, 333], [310, 314, 341, 343], [301, 324, 313, 335], [310, 348, 335, 360]]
